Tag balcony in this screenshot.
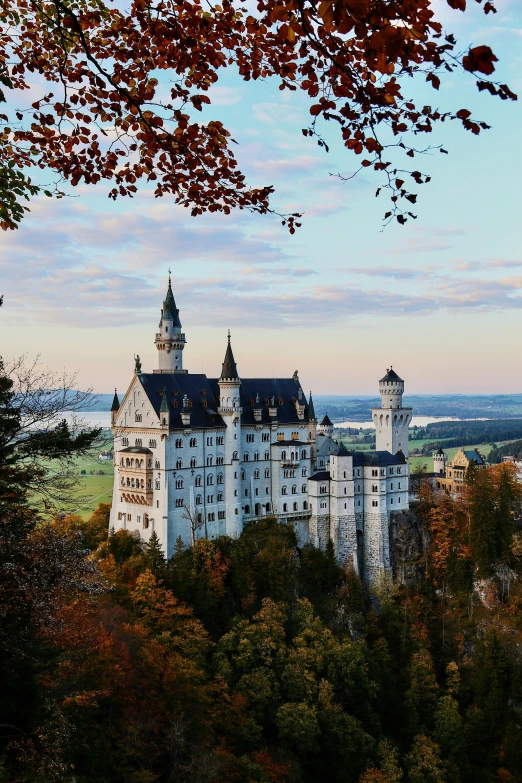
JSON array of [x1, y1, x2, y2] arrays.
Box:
[[118, 448, 153, 506], [281, 459, 299, 468]]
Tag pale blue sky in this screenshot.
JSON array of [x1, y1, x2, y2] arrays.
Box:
[[1, 0, 521, 395]]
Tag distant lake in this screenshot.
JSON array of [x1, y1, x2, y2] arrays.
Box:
[[334, 416, 491, 430], [62, 410, 112, 429]]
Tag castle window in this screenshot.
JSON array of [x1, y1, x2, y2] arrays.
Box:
[[344, 488, 347, 495], [372, 485, 378, 492], [162, 418, 166, 425], [293, 502, 298, 511], [254, 470, 260, 480], [391, 483, 393, 490], [196, 495, 202, 505], [241, 470, 246, 480], [292, 485, 297, 494], [176, 478, 183, 489], [218, 511, 225, 520], [358, 500, 361, 506], [390, 467, 394, 475], [302, 467, 307, 477], [149, 439, 156, 448], [397, 467, 401, 474], [135, 438, 142, 447], [156, 480, 161, 490], [246, 433, 254, 443], [176, 459, 183, 469], [266, 502, 271, 511], [207, 437, 213, 446], [234, 489, 238, 497], [244, 453, 249, 462], [390, 498, 394, 504], [398, 497, 401, 504], [372, 469, 378, 477], [303, 501, 308, 510], [372, 500, 378, 507], [301, 484, 307, 493], [398, 482, 401, 489], [217, 436, 224, 446], [301, 450, 307, 459], [195, 475, 202, 487], [283, 503, 288, 512], [232, 451, 238, 460], [207, 495, 214, 503], [255, 488, 259, 496], [122, 438, 129, 446], [265, 468, 270, 478], [217, 456, 224, 465], [264, 451, 270, 460], [190, 458, 197, 468], [282, 486, 287, 495], [245, 505, 251, 514], [266, 487, 270, 494], [217, 492, 224, 502], [190, 437, 197, 447], [155, 460, 160, 469], [208, 513, 215, 522], [244, 488, 248, 497], [217, 473, 224, 484], [207, 456, 213, 467], [135, 413, 142, 422], [262, 433, 270, 442], [143, 515, 149, 529], [207, 474, 214, 485], [176, 498, 184, 507], [254, 452, 260, 461], [175, 438, 183, 448]]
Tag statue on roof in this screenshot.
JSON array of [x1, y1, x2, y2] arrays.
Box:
[[134, 354, 142, 374]]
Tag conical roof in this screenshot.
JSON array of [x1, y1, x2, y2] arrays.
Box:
[[160, 389, 169, 413], [220, 331, 239, 380], [321, 413, 333, 426], [337, 441, 350, 456], [380, 367, 403, 382], [162, 276, 182, 327], [111, 389, 120, 412], [308, 392, 316, 421]]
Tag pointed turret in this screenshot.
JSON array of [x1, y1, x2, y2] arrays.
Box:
[[155, 271, 187, 373], [111, 388, 120, 426], [160, 387, 170, 428], [318, 413, 334, 437], [220, 330, 239, 381], [308, 392, 316, 422]]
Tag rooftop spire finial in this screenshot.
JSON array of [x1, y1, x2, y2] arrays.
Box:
[[227, 329, 231, 345]]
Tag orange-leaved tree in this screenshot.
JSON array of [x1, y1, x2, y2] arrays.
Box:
[[0, 0, 516, 230]]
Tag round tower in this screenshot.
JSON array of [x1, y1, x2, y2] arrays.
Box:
[[433, 447, 447, 476], [154, 273, 187, 373], [378, 367, 404, 409]]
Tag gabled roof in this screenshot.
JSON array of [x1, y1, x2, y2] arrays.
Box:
[[139, 373, 225, 430], [463, 449, 484, 465], [210, 377, 314, 426], [309, 471, 331, 482], [220, 332, 239, 380], [352, 450, 407, 467], [316, 435, 339, 457], [320, 413, 333, 426], [380, 367, 403, 383]]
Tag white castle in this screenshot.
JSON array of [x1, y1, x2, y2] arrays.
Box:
[[109, 278, 411, 581]]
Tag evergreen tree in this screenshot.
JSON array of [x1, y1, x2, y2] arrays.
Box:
[[469, 469, 497, 576], [144, 530, 167, 577]]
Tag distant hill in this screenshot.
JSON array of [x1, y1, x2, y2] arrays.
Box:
[[87, 391, 522, 422]]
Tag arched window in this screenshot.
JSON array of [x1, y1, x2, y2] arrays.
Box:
[[266, 502, 271, 512], [254, 469, 260, 480], [244, 453, 249, 462], [217, 492, 224, 502], [216, 456, 224, 465], [281, 451, 287, 460], [207, 455, 213, 467], [149, 439, 156, 448], [282, 485, 287, 495], [196, 495, 202, 505], [293, 502, 298, 511], [176, 459, 183, 469], [143, 515, 149, 529], [190, 437, 197, 447], [264, 451, 270, 460], [264, 468, 270, 478], [232, 451, 238, 460], [253, 452, 259, 461], [195, 475, 202, 487], [244, 505, 251, 515], [283, 503, 288, 512], [175, 498, 184, 507], [292, 485, 297, 494], [301, 449, 307, 459], [241, 470, 245, 480], [303, 501, 308, 510], [175, 438, 183, 448], [302, 467, 307, 477], [135, 438, 142, 447], [155, 480, 160, 490], [176, 478, 183, 489], [217, 473, 224, 484], [190, 457, 197, 468], [207, 474, 214, 485], [155, 460, 160, 469], [301, 484, 307, 493]]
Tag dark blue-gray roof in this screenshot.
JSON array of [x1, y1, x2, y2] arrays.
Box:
[[463, 449, 484, 465], [352, 450, 407, 467], [309, 471, 331, 482], [321, 413, 333, 426], [138, 373, 314, 430], [380, 368, 403, 383]]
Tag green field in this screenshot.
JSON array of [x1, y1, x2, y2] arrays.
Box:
[[43, 448, 114, 520]]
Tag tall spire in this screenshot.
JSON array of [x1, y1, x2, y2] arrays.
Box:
[[308, 391, 316, 421], [111, 388, 120, 412], [161, 273, 182, 327], [220, 330, 239, 381]]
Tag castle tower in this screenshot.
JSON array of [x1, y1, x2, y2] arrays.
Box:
[[217, 331, 242, 537], [371, 368, 412, 455], [330, 442, 357, 570], [433, 447, 448, 476], [317, 413, 334, 438], [154, 273, 187, 374]]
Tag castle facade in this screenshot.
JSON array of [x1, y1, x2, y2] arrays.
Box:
[[109, 279, 411, 580]]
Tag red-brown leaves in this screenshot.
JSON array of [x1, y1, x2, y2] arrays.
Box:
[[463, 45, 498, 75]]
